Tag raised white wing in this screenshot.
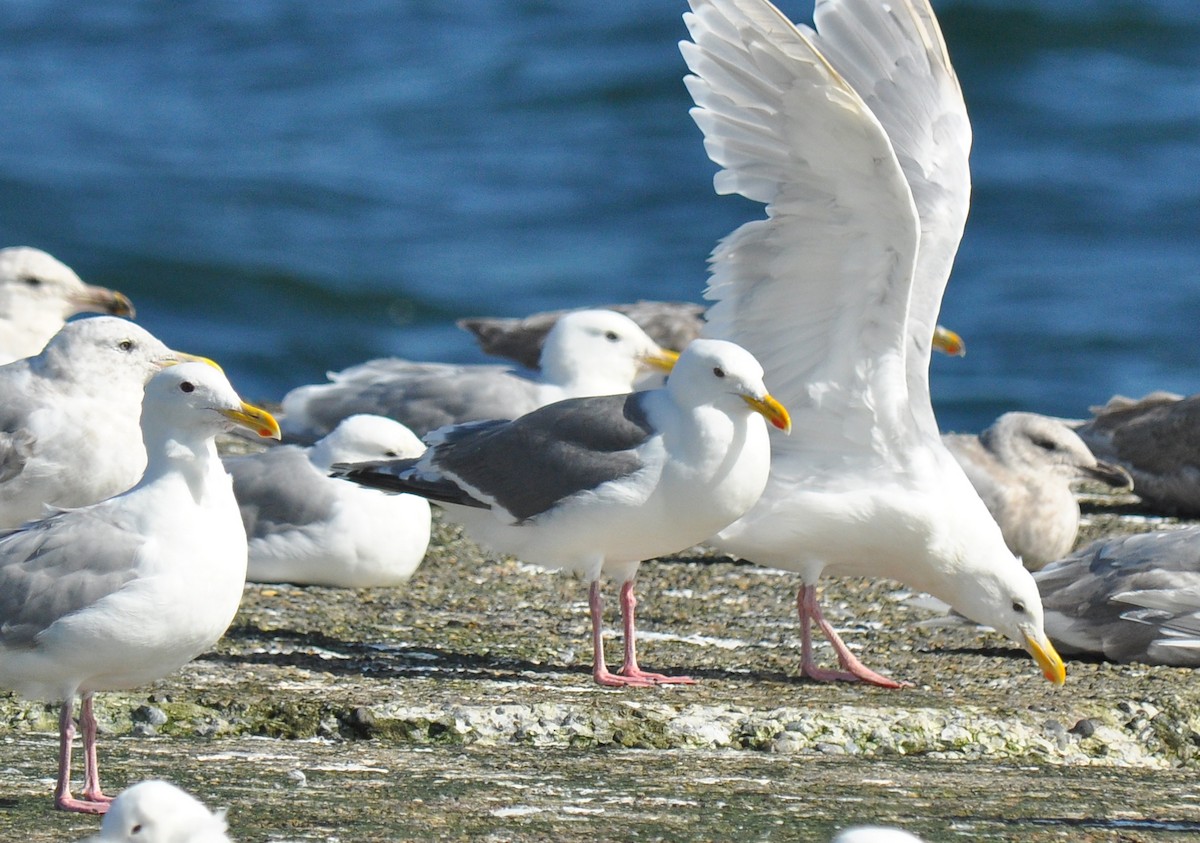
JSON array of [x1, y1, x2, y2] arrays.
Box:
[[806, 0, 972, 436], [683, 0, 923, 459]]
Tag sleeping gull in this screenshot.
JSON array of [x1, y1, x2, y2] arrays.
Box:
[[460, 301, 965, 371], [1036, 526, 1200, 666], [78, 779, 233, 843], [683, 0, 1065, 686], [0, 362, 280, 812], [229, 414, 431, 588], [334, 338, 790, 686], [0, 247, 135, 365], [1073, 391, 1200, 516], [943, 412, 1132, 570], [0, 317, 214, 529], [281, 308, 679, 439]]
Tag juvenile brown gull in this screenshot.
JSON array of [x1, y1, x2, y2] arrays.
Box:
[[0, 247, 134, 365], [684, 0, 1065, 686], [281, 308, 679, 439], [944, 412, 1132, 570], [334, 339, 790, 687], [229, 414, 431, 588], [0, 362, 279, 813], [0, 317, 215, 529]]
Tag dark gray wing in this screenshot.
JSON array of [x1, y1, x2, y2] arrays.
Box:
[[458, 302, 704, 370], [336, 393, 657, 523], [227, 447, 338, 539], [0, 506, 144, 646]]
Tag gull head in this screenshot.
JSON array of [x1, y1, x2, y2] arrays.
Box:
[[982, 412, 1132, 489], [142, 361, 281, 442], [667, 338, 791, 433], [0, 246, 134, 320], [308, 413, 425, 471], [84, 779, 230, 843], [538, 308, 679, 392]]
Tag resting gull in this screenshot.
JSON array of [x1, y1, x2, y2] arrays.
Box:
[[78, 779, 233, 843], [0, 362, 280, 812], [0, 247, 135, 365], [0, 317, 214, 529], [229, 414, 431, 588], [281, 308, 679, 439], [1073, 391, 1200, 516], [334, 339, 790, 687], [832, 828, 925, 843], [684, 0, 1065, 686], [1035, 526, 1200, 666], [460, 301, 965, 371], [944, 412, 1132, 570]]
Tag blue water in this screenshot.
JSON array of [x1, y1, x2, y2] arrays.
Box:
[[0, 0, 1196, 432]]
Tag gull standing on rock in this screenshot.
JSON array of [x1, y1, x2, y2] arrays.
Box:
[[0, 317, 216, 529], [281, 308, 680, 440], [230, 414, 432, 588], [335, 339, 790, 687], [683, 0, 1065, 686], [0, 362, 280, 813], [0, 247, 135, 365], [944, 412, 1133, 570]]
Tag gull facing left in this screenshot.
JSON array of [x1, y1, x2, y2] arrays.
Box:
[[0, 362, 280, 813], [336, 339, 790, 687]]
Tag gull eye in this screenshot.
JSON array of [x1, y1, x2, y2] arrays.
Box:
[[118, 339, 135, 352], [20, 275, 42, 287], [131, 824, 143, 834], [713, 367, 725, 378], [1031, 437, 1055, 451], [1012, 600, 1026, 614], [180, 381, 195, 393], [384, 450, 398, 458], [604, 330, 619, 342]]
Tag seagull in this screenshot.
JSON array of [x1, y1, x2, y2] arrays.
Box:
[[77, 779, 233, 843], [0, 247, 135, 365], [683, 0, 1065, 687], [832, 828, 925, 843], [334, 339, 790, 687], [229, 414, 432, 588], [0, 362, 280, 813], [1073, 391, 1200, 516], [281, 308, 680, 440], [459, 301, 965, 371], [1036, 526, 1200, 666], [944, 412, 1132, 570], [0, 317, 214, 529]]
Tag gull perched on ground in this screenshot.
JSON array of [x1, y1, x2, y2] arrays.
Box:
[[78, 779, 233, 843], [229, 414, 431, 588], [334, 339, 790, 686], [0, 362, 280, 813], [832, 828, 925, 843], [944, 412, 1132, 570], [460, 301, 965, 371], [683, 0, 1065, 687], [0, 317, 213, 529], [281, 308, 680, 440], [0, 247, 135, 365], [1073, 391, 1200, 516], [1036, 526, 1200, 666]]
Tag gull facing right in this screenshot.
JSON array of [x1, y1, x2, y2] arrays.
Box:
[[683, 0, 1065, 686]]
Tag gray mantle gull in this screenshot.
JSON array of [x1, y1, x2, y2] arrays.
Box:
[[685, 0, 1065, 687], [0, 247, 135, 365], [0, 363, 280, 813], [281, 308, 679, 440], [334, 339, 791, 687], [944, 412, 1132, 570], [0, 317, 216, 529], [229, 414, 431, 588], [78, 779, 233, 843], [1074, 391, 1200, 516], [460, 301, 965, 371], [1036, 526, 1200, 666]]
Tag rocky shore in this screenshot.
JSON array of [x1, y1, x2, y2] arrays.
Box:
[[3, 489, 1200, 841]]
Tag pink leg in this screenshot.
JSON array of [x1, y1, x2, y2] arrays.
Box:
[[53, 697, 109, 814], [80, 694, 113, 805], [797, 584, 906, 689], [616, 580, 695, 685], [589, 581, 654, 687]]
